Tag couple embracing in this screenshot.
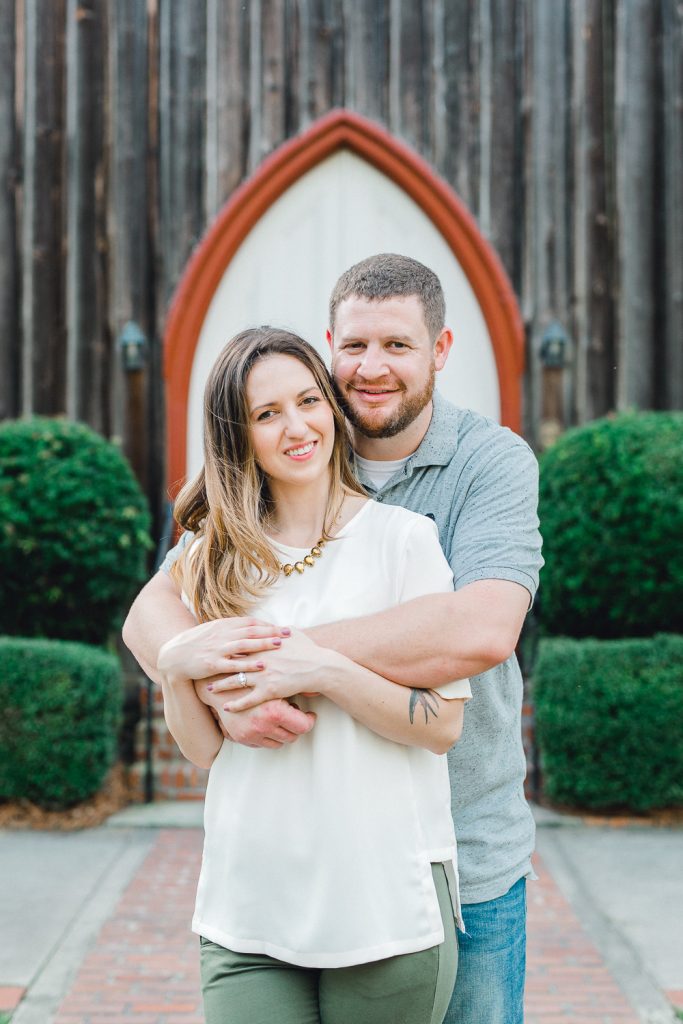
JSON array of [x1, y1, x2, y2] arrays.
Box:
[[124, 253, 543, 1024]]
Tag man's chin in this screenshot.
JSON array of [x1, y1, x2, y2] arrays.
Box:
[[345, 406, 409, 439]]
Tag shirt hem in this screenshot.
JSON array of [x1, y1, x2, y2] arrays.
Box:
[[454, 566, 537, 607], [459, 862, 535, 906], [192, 919, 446, 969]]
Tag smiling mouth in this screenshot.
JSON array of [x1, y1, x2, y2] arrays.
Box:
[[348, 383, 401, 395], [284, 441, 316, 457]]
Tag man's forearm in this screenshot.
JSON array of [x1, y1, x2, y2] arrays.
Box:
[[307, 580, 529, 687], [122, 572, 196, 683]]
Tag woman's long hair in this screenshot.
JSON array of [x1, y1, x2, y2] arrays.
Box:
[[171, 326, 364, 621]]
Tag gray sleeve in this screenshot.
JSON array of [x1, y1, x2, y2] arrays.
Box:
[[159, 530, 193, 575], [449, 442, 543, 605]]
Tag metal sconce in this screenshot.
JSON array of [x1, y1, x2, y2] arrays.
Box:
[[118, 321, 148, 372], [540, 321, 570, 369]]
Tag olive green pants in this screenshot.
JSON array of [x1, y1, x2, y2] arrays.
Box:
[[200, 864, 458, 1024]]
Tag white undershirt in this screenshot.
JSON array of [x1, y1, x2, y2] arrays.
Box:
[[354, 453, 411, 490], [191, 501, 470, 968]]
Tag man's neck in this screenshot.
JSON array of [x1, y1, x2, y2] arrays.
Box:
[[351, 401, 433, 461]]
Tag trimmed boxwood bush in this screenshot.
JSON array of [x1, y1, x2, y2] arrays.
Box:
[[534, 634, 683, 811], [538, 411, 683, 639], [0, 417, 152, 644], [0, 637, 122, 808]]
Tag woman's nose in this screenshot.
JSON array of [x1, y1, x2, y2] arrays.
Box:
[[283, 407, 307, 436]]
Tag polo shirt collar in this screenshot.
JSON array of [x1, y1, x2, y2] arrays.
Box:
[[405, 390, 460, 470]]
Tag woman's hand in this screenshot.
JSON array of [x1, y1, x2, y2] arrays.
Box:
[[157, 616, 291, 685], [215, 630, 338, 712]]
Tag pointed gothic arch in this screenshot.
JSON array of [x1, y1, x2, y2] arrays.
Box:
[[164, 110, 524, 492]]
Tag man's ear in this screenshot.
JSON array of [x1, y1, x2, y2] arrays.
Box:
[[326, 328, 333, 353], [434, 327, 454, 371]]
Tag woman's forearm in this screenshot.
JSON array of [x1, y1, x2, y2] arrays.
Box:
[[320, 653, 464, 755], [161, 677, 223, 769]]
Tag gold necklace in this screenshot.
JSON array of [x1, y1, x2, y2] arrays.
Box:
[[280, 538, 325, 576]]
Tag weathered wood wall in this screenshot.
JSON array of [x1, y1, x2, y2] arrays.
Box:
[[0, 0, 681, 528]]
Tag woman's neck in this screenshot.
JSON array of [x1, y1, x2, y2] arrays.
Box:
[[267, 476, 335, 547]]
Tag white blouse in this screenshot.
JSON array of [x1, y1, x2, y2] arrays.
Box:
[[191, 500, 471, 968]]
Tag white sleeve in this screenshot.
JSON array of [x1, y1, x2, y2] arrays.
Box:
[[396, 515, 472, 701]]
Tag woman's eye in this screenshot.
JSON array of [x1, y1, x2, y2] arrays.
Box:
[[256, 410, 275, 421], [301, 395, 321, 406]]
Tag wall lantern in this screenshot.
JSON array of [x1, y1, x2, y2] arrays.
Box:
[[118, 321, 148, 372], [540, 321, 570, 369]]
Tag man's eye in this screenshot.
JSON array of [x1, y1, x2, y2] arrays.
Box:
[[344, 342, 365, 351], [388, 341, 407, 350]]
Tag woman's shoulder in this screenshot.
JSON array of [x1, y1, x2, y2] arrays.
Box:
[[354, 499, 438, 538]]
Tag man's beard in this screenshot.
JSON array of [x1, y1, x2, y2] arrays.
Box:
[[333, 366, 435, 439]]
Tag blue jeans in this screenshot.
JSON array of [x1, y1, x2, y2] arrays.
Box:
[[443, 877, 526, 1024]]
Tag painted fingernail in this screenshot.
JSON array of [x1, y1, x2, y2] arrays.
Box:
[[280, 627, 291, 636], [273, 638, 282, 647], [207, 684, 214, 691], [256, 661, 265, 669]]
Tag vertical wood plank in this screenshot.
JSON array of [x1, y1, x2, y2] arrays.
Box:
[[485, 0, 523, 290], [158, 0, 207, 307], [0, 0, 18, 421], [662, 0, 683, 408], [107, 0, 151, 485], [614, 0, 656, 409], [440, 0, 479, 212], [261, 0, 287, 154], [570, 0, 616, 423], [205, 0, 249, 219], [65, 0, 106, 429], [389, 0, 430, 151], [523, 0, 571, 447], [247, 0, 262, 170], [21, 0, 66, 415], [343, 0, 389, 122]]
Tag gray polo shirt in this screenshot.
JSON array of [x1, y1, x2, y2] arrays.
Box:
[[354, 392, 543, 905]]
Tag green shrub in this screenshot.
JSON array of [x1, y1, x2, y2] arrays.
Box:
[[538, 411, 683, 639], [534, 634, 683, 811], [0, 636, 122, 808], [0, 417, 152, 644]]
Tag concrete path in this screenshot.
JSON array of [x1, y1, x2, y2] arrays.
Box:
[[0, 803, 681, 1023]]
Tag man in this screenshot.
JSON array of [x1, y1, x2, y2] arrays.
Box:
[[124, 253, 543, 1024]]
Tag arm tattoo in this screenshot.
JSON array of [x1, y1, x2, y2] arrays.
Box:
[[409, 688, 440, 725]]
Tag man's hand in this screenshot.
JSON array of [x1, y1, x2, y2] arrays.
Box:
[[157, 617, 292, 685], [196, 678, 316, 749]]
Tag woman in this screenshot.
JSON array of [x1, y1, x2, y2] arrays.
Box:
[[159, 326, 471, 1024]]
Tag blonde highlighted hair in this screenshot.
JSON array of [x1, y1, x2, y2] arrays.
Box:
[[171, 326, 363, 621]]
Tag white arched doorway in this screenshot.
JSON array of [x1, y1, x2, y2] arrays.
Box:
[[165, 111, 524, 491]]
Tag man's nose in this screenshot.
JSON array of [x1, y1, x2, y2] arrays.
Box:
[[356, 345, 389, 380]]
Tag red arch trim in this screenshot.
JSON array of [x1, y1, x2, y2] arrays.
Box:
[[164, 109, 524, 493]]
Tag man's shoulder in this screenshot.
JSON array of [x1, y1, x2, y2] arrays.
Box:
[[430, 396, 535, 465]]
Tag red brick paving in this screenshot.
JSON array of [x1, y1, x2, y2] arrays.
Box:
[[525, 854, 639, 1023], [0, 985, 25, 1012], [54, 831, 203, 1024], [50, 831, 642, 1023]]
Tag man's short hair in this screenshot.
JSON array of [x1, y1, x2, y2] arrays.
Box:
[[329, 253, 446, 341]]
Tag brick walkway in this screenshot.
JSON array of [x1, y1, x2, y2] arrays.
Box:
[[50, 831, 640, 1024]]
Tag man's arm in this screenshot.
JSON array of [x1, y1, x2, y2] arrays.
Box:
[[307, 579, 530, 688], [211, 630, 470, 755], [122, 571, 316, 746], [123, 571, 197, 684]]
